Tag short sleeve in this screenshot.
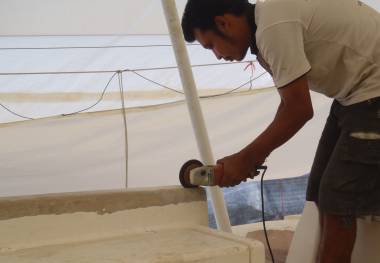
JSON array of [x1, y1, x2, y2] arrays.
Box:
[[257, 22, 311, 88]]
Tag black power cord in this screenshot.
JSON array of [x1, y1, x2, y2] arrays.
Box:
[[257, 165, 275, 263]]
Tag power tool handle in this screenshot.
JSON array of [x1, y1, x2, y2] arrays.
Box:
[[214, 163, 224, 186]]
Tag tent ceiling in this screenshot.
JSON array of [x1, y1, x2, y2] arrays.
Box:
[[0, 0, 189, 36], [0, 0, 378, 36]]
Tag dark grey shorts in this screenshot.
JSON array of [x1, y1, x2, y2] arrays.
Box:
[[306, 97, 380, 216]]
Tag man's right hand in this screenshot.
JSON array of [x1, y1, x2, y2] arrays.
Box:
[[216, 149, 266, 188]]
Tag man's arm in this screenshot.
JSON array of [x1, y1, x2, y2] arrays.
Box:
[[245, 74, 313, 159], [218, 75, 313, 187]]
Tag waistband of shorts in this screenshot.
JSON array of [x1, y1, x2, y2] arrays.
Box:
[[333, 96, 380, 110], [367, 96, 380, 105]]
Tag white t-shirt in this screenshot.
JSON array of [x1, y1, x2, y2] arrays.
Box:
[[255, 0, 380, 105]]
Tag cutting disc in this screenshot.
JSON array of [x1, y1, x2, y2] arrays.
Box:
[[179, 159, 203, 188]]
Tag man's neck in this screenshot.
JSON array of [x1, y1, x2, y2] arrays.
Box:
[[246, 4, 258, 55]]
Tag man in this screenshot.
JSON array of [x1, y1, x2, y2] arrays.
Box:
[[181, 0, 380, 262]]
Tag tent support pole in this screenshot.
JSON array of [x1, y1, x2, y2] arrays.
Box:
[[161, 0, 232, 233]]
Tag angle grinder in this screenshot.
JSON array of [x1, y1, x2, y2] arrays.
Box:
[[179, 159, 266, 188], [179, 159, 273, 261]]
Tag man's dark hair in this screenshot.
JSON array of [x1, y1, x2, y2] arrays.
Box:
[[181, 0, 250, 42]]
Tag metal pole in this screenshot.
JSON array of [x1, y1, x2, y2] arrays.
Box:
[[161, 0, 232, 232]]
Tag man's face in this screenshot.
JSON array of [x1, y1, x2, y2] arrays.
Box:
[[194, 28, 249, 62]]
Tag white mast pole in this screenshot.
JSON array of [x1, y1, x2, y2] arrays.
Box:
[[161, 0, 232, 232]]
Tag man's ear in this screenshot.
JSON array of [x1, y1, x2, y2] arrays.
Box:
[[214, 15, 230, 35]]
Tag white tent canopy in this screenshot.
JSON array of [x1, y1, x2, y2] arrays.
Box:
[[0, 0, 186, 35], [1, 0, 378, 36], [0, 89, 332, 197], [0, 0, 379, 197]]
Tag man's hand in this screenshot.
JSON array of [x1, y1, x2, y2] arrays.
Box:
[[216, 149, 266, 187]]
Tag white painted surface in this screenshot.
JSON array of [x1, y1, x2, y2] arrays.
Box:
[[286, 202, 380, 263], [0, 224, 265, 263], [0, 202, 208, 252], [0, 188, 265, 262], [286, 202, 320, 263]]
